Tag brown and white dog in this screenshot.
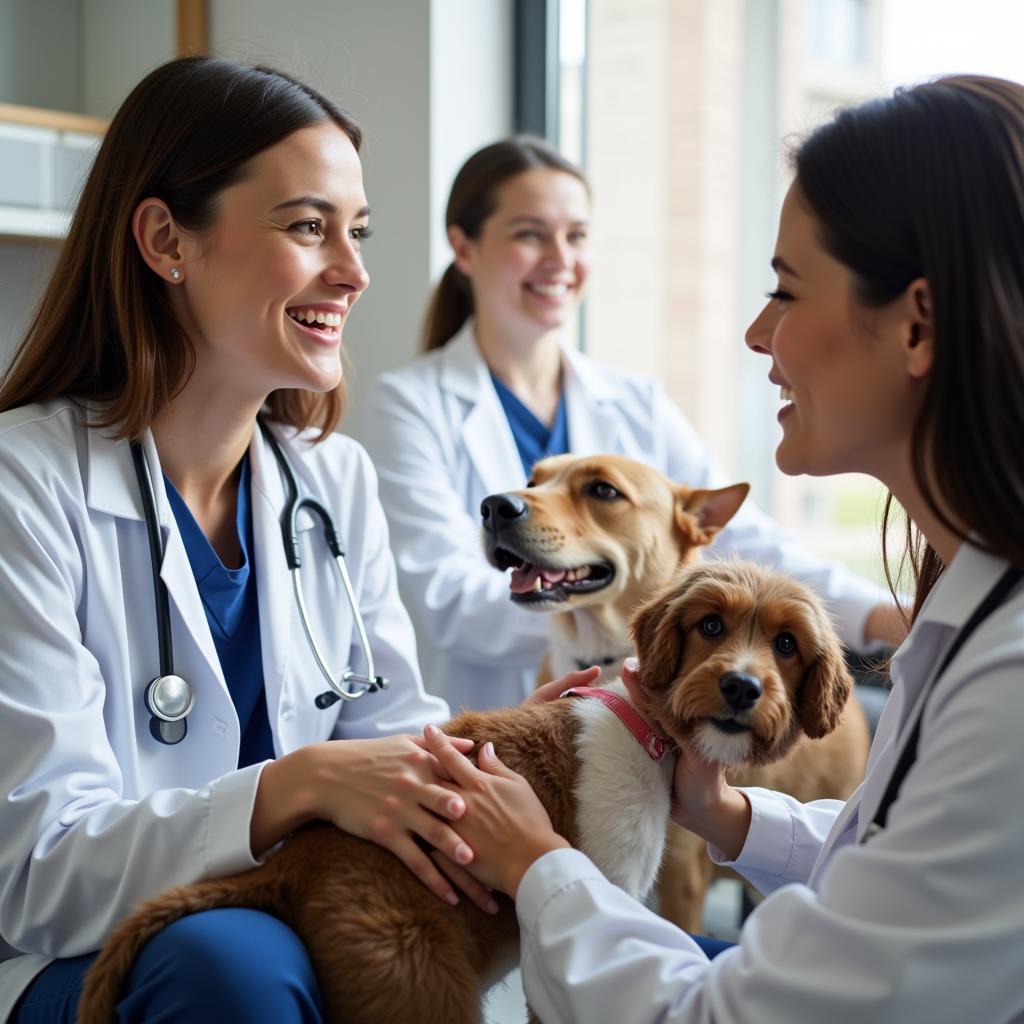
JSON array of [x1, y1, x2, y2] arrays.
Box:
[[77, 562, 851, 1024], [481, 453, 870, 930]]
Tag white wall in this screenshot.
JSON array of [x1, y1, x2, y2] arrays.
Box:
[[0, 0, 81, 111], [429, 0, 513, 278], [0, 243, 56, 371], [209, 0, 513, 438], [80, 0, 176, 118]]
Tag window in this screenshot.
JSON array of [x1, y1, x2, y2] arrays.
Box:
[[574, 0, 1024, 586]]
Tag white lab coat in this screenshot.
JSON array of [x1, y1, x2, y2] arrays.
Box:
[[0, 399, 448, 1021], [360, 321, 887, 712], [516, 541, 1024, 1023]]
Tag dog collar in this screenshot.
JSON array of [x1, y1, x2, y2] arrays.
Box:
[[560, 686, 676, 762]]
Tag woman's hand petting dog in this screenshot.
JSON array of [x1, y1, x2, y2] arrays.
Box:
[[527, 664, 602, 704], [423, 725, 571, 897], [294, 734, 486, 907]]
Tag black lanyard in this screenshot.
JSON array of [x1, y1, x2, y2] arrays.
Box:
[[866, 564, 1022, 839]]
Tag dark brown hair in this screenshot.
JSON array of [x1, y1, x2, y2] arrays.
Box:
[[422, 135, 589, 351], [0, 56, 362, 440], [793, 75, 1024, 620]]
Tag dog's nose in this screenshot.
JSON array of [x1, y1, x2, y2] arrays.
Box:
[[481, 493, 529, 533], [719, 672, 762, 711]]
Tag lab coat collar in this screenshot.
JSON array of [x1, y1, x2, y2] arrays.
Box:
[[439, 322, 527, 493], [248, 421, 295, 742], [86, 421, 230, 703], [84, 416, 148, 522], [560, 339, 626, 454], [438, 320, 628, 490], [832, 539, 1014, 856], [910, 539, 1011, 630]]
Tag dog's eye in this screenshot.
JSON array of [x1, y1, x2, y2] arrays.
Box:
[[587, 480, 621, 500], [774, 632, 797, 657], [699, 614, 724, 638], [526, 480, 536, 488]]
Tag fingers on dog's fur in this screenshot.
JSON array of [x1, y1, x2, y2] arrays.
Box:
[[799, 606, 854, 739], [674, 483, 750, 548]]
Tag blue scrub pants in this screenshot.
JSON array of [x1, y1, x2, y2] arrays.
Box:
[[12, 910, 732, 1022], [692, 934, 735, 959], [12, 909, 323, 1023]]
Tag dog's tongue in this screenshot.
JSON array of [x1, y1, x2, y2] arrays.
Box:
[[509, 565, 568, 593]]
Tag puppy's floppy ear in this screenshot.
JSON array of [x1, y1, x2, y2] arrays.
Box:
[[799, 614, 853, 738], [629, 585, 686, 696], [675, 483, 750, 548]]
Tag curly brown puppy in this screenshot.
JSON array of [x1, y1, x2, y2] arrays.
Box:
[[630, 559, 867, 930], [631, 560, 852, 765]]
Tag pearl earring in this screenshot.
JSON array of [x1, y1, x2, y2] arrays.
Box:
[[169, 267, 182, 281]]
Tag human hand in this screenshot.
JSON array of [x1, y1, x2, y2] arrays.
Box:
[[422, 725, 570, 896], [430, 850, 501, 915], [865, 601, 908, 647], [527, 664, 601, 704], [304, 733, 479, 906]]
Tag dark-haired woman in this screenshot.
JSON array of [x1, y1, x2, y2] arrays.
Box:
[[424, 76, 1024, 1022], [0, 56, 560, 1023], [360, 136, 902, 714]]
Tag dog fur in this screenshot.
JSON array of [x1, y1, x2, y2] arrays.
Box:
[[481, 454, 869, 930], [78, 682, 674, 1023], [78, 560, 854, 1022]]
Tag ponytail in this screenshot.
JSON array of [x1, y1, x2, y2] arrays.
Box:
[[422, 262, 475, 351]]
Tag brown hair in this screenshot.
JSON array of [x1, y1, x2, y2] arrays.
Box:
[[793, 75, 1024, 621], [0, 56, 362, 441], [422, 135, 589, 351]]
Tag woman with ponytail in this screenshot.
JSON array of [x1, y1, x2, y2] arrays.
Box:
[[361, 136, 902, 712]]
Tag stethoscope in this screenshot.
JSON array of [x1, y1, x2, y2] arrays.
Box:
[[129, 417, 389, 745]]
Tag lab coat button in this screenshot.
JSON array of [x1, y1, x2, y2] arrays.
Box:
[[212, 717, 227, 736], [280, 706, 295, 723]]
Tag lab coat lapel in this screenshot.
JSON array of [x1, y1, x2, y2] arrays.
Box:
[[86, 426, 229, 701], [562, 343, 624, 455], [440, 324, 527, 493], [139, 432, 229, 699], [249, 423, 296, 745]]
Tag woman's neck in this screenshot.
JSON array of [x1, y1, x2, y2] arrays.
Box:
[[879, 449, 964, 568], [473, 314, 564, 425], [150, 382, 262, 566]]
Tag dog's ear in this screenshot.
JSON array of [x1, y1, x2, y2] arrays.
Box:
[[675, 483, 750, 547], [629, 587, 686, 695], [799, 621, 853, 738]]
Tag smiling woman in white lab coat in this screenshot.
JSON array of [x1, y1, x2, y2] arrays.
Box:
[[0, 57, 506, 1024], [425, 76, 1024, 1023], [360, 137, 904, 713]]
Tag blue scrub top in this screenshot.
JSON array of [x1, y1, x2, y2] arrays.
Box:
[[164, 454, 275, 768], [491, 374, 570, 478]]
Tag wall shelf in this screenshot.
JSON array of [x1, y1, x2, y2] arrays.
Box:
[[0, 107, 103, 242]]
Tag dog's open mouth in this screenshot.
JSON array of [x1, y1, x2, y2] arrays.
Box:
[[709, 718, 752, 735], [493, 546, 615, 604]]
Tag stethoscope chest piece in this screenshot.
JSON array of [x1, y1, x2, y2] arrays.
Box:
[[145, 673, 195, 745]]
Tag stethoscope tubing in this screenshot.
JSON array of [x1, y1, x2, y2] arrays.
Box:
[[130, 417, 388, 743]]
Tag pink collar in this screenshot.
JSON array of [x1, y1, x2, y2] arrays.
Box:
[[560, 686, 677, 762]]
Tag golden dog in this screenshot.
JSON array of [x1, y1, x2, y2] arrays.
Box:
[[481, 454, 870, 931]]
